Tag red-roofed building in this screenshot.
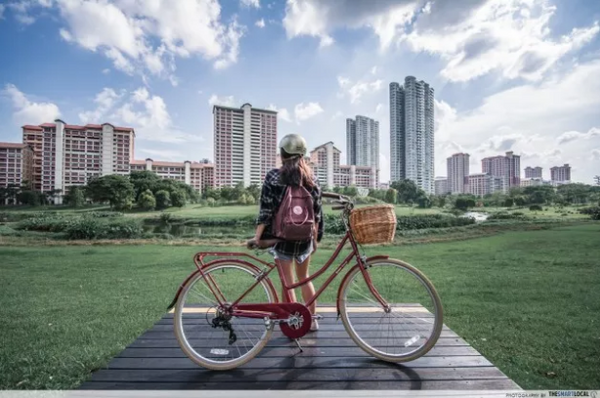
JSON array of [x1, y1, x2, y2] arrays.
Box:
[[0, 142, 34, 204], [130, 158, 215, 192], [22, 120, 135, 202]]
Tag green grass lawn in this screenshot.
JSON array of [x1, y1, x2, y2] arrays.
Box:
[[1, 224, 599, 389]]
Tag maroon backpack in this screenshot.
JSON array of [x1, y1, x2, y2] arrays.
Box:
[[272, 185, 315, 242]]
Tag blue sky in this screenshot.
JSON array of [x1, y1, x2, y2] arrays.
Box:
[[1, 0, 600, 183]]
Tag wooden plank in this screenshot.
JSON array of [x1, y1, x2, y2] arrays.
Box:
[[114, 346, 479, 360], [129, 333, 460, 348], [106, 355, 494, 370], [79, 378, 520, 390], [89, 367, 509, 383]]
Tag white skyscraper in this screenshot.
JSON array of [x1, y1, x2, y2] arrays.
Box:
[[346, 115, 379, 185], [447, 153, 470, 194], [390, 76, 435, 194]]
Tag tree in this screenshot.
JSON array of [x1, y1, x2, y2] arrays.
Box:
[[130, 171, 161, 199], [16, 190, 43, 206], [155, 190, 171, 210], [204, 188, 221, 201], [385, 188, 398, 204], [343, 186, 358, 197], [523, 185, 555, 204], [514, 196, 527, 207], [390, 179, 425, 205], [503, 197, 514, 207], [170, 189, 186, 207], [137, 189, 156, 210], [86, 175, 135, 210], [239, 193, 256, 205], [65, 187, 85, 208], [557, 183, 592, 205], [454, 196, 476, 210], [417, 194, 432, 209], [246, 184, 261, 201]]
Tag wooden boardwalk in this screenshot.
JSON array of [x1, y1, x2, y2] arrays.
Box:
[[79, 306, 520, 390]]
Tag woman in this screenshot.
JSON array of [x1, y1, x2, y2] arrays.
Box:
[[247, 134, 323, 331]]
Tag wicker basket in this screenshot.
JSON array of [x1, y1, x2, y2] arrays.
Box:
[[349, 205, 397, 244]]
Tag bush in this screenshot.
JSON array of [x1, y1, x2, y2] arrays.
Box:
[[529, 204, 543, 211], [16, 216, 75, 232], [487, 212, 527, 220], [578, 206, 600, 215], [159, 212, 173, 224], [155, 190, 171, 210], [65, 218, 103, 239], [65, 218, 142, 240], [171, 189, 186, 207], [396, 214, 475, 230]]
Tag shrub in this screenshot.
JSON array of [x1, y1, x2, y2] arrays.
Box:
[[396, 214, 475, 230], [65, 218, 103, 240], [171, 189, 186, 207], [16, 216, 75, 232], [155, 190, 171, 210], [159, 212, 173, 224], [487, 212, 527, 220], [578, 206, 600, 215], [207, 197, 216, 207], [529, 204, 543, 211], [65, 218, 143, 240]]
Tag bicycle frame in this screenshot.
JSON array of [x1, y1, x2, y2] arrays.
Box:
[[167, 227, 391, 319]]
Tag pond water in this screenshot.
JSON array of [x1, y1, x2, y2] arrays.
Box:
[[461, 212, 489, 222], [143, 223, 254, 237]]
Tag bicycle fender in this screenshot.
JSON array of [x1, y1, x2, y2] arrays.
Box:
[[166, 259, 279, 312], [335, 255, 389, 316]]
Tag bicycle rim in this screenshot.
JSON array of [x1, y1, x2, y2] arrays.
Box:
[[339, 258, 443, 362], [174, 263, 276, 370]]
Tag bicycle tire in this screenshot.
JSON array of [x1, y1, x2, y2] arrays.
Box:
[[173, 262, 277, 370], [338, 258, 444, 362]]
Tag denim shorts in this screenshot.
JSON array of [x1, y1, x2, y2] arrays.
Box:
[[269, 241, 313, 264]]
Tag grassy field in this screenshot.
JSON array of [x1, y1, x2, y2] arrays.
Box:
[[1, 223, 599, 390]]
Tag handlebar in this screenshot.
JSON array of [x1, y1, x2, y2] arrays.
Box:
[[332, 205, 346, 211]]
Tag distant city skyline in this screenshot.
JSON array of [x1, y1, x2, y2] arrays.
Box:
[[346, 115, 379, 186]]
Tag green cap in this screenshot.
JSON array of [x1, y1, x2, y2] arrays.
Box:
[[279, 134, 307, 156]]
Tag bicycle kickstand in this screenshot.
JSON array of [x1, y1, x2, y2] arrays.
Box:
[[293, 338, 304, 353]]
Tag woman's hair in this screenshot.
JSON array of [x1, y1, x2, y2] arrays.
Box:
[[279, 148, 315, 188]]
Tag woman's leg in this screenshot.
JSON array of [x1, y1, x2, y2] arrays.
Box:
[[295, 255, 316, 315], [278, 259, 297, 303]]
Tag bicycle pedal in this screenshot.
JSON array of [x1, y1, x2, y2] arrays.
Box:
[[312, 314, 323, 320]]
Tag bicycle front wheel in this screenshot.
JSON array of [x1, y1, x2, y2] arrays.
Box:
[[174, 262, 277, 371], [339, 258, 443, 362]]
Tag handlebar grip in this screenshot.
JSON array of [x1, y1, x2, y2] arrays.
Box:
[[322, 192, 341, 199], [332, 205, 346, 210]]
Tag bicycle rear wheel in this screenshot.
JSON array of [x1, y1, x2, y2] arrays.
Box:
[[339, 258, 443, 362], [174, 262, 277, 370]]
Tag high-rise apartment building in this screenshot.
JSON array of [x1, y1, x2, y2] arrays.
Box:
[[481, 151, 520, 191], [524, 166, 542, 179], [346, 115, 379, 185], [550, 164, 571, 182], [130, 158, 215, 192], [434, 177, 448, 196], [389, 76, 435, 194], [309, 141, 376, 189], [22, 120, 134, 202], [213, 103, 277, 187], [0, 143, 34, 204], [447, 153, 469, 194], [467, 173, 491, 197]]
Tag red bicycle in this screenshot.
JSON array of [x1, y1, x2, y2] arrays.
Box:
[[167, 192, 443, 370]]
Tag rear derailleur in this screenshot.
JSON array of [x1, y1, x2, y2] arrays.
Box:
[[211, 315, 237, 345]]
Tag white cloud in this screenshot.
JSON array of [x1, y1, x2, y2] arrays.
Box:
[[208, 94, 236, 107], [330, 111, 344, 121], [241, 0, 260, 8], [294, 102, 324, 122], [370, 66, 377, 75], [2, 84, 61, 125], [102, 68, 110, 74], [267, 104, 292, 122], [283, 0, 418, 49], [401, 0, 600, 82], [337, 75, 383, 104], [78, 88, 123, 123], [592, 149, 600, 161], [375, 103, 383, 113], [255, 18, 266, 28], [557, 128, 600, 145], [435, 60, 600, 182], [283, 0, 599, 83], [41, 0, 245, 81]]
